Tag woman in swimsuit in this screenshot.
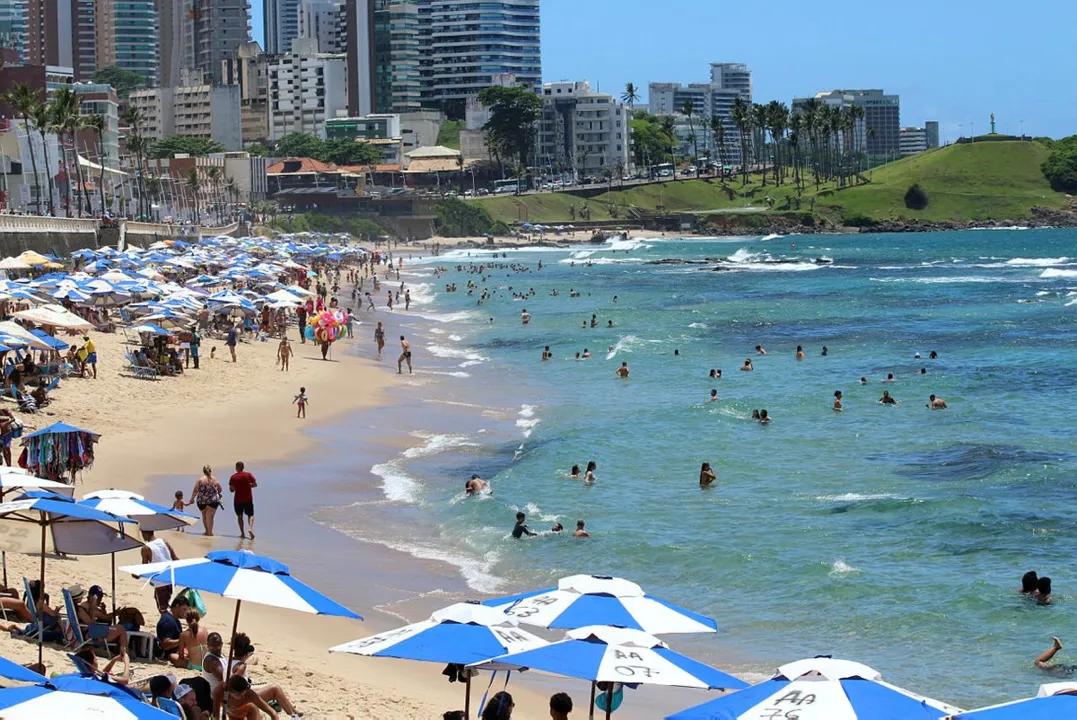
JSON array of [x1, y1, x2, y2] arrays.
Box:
[[229, 633, 300, 717], [188, 465, 223, 536], [179, 610, 210, 671], [213, 675, 279, 720]]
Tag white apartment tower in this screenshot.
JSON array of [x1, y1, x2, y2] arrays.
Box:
[[264, 0, 300, 54], [267, 37, 348, 140], [537, 81, 630, 176]]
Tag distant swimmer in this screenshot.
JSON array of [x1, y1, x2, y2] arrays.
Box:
[[751, 409, 761, 420], [607, 320, 614, 327], [755, 345, 767, 355], [591, 314, 598, 328], [821, 346, 829, 356], [575, 352, 581, 360], [512, 512, 537, 539], [919, 368, 927, 375], [709, 368, 721, 378], [833, 390, 843, 412], [795, 345, 805, 360], [708, 389, 718, 402], [582, 320, 588, 328], [583, 461, 598, 485], [914, 352, 921, 359], [758, 409, 771, 424], [1034, 637, 1075, 674], [1021, 571, 1039, 595], [885, 373, 895, 383], [699, 462, 716, 488], [926, 394, 948, 409], [465, 475, 489, 495], [567, 464, 580, 480], [542, 345, 552, 361], [674, 349, 680, 357], [612, 295, 618, 303], [860, 377, 869, 385], [573, 520, 591, 538], [930, 351, 938, 359], [521, 308, 531, 325], [740, 358, 753, 372], [1038, 577, 1053, 605], [550, 522, 564, 533], [582, 349, 592, 358], [616, 362, 630, 378], [879, 391, 897, 405]]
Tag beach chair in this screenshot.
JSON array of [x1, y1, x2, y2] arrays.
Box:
[[16, 577, 42, 643], [62, 588, 117, 657], [67, 652, 95, 675], [124, 351, 159, 380], [155, 697, 185, 718]]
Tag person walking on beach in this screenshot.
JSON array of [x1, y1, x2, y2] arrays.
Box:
[[81, 335, 97, 378], [398, 335, 412, 374], [226, 323, 239, 363], [277, 336, 292, 371], [190, 330, 201, 369], [229, 461, 257, 540], [345, 308, 354, 338], [188, 465, 223, 536], [404, 290, 411, 310], [296, 305, 308, 344], [374, 322, 385, 356], [140, 529, 180, 612], [293, 387, 308, 419]]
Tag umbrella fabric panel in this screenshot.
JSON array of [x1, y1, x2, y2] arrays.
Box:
[[0, 656, 46, 683], [490, 639, 609, 682], [0, 685, 172, 719], [644, 596, 720, 632], [370, 622, 526, 664], [554, 594, 641, 630], [0, 497, 128, 524], [842, 680, 955, 719], [260, 572, 361, 617], [50, 521, 143, 555], [649, 648, 747, 691]]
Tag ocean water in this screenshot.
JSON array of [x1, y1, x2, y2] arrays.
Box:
[[334, 229, 1077, 709]]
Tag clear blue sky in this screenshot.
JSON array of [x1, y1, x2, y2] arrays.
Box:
[[251, 0, 1076, 139]]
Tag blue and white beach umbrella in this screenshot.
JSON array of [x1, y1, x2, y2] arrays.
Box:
[[484, 574, 718, 635], [0, 655, 46, 684], [667, 658, 963, 720], [81, 489, 196, 532], [0, 673, 175, 719], [475, 625, 747, 719], [946, 682, 1077, 719], [331, 602, 547, 716]]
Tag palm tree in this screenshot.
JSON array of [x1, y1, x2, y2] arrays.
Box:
[[753, 103, 769, 185], [206, 165, 223, 223], [681, 99, 698, 169], [621, 83, 640, 115], [709, 116, 726, 174], [3, 84, 43, 213], [120, 105, 146, 218], [225, 176, 239, 220], [186, 167, 201, 223], [86, 114, 107, 215], [51, 87, 89, 216], [788, 112, 804, 192], [730, 98, 751, 186], [846, 104, 865, 180], [798, 98, 822, 189], [766, 101, 789, 185], [30, 101, 57, 215]]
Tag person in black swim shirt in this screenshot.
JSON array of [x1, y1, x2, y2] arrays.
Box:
[[512, 512, 536, 539]]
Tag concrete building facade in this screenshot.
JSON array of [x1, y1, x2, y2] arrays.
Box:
[[221, 41, 269, 144], [96, 0, 160, 84], [0, 0, 28, 63], [194, 0, 250, 83], [267, 37, 348, 140], [899, 126, 928, 156], [538, 81, 629, 176], [298, 0, 341, 52], [793, 89, 901, 158], [129, 82, 242, 151], [925, 120, 940, 149]]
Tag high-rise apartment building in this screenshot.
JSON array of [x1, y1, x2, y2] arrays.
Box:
[[25, 0, 95, 80], [298, 0, 341, 52], [537, 81, 629, 176], [792, 89, 901, 158], [97, 0, 159, 84], [925, 120, 939, 148], [268, 37, 347, 140], [648, 62, 753, 165], [417, 0, 540, 111], [345, 0, 420, 116], [264, 0, 300, 54], [221, 40, 270, 143], [130, 74, 242, 150], [194, 0, 251, 83], [0, 0, 28, 63], [157, 0, 191, 88]]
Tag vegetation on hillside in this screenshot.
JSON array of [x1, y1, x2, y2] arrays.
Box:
[[92, 66, 145, 98], [436, 197, 510, 237], [436, 120, 464, 150], [266, 213, 389, 239], [478, 86, 542, 176], [1041, 135, 1077, 193], [274, 132, 382, 166], [151, 135, 224, 158]]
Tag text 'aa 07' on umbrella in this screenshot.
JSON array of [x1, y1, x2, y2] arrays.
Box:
[[20, 421, 100, 484], [666, 657, 963, 720], [472, 625, 748, 720], [121, 549, 362, 696], [0, 671, 177, 719], [330, 601, 547, 718], [945, 681, 1077, 720], [483, 574, 719, 635], [81, 489, 197, 614], [0, 491, 138, 664]]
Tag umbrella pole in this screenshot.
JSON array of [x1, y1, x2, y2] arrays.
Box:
[[589, 681, 596, 720], [605, 687, 613, 720], [38, 520, 45, 665], [464, 673, 471, 718], [110, 553, 116, 615], [223, 599, 243, 704]]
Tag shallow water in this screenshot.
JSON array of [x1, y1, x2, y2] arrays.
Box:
[[328, 229, 1077, 710]]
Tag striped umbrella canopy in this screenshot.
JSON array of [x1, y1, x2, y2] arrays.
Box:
[[946, 682, 1077, 719], [0, 673, 174, 719]]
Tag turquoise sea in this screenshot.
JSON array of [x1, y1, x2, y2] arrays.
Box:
[[323, 229, 1077, 710]]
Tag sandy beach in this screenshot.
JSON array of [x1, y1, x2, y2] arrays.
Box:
[[0, 327, 559, 718]]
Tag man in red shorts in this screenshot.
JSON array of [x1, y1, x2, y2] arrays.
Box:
[[229, 461, 257, 539]]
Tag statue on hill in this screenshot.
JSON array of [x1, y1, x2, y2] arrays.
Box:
[[990, 112, 996, 134]]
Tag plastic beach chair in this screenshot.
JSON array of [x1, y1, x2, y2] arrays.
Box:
[[62, 588, 117, 657], [124, 351, 159, 380], [155, 697, 185, 718], [17, 577, 42, 642]]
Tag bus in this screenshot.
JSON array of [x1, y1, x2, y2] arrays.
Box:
[[654, 163, 674, 178], [491, 178, 525, 195]]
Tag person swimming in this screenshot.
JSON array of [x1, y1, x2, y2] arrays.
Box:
[[708, 389, 718, 402], [583, 461, 597, 485], [699, 462, 716, 487], [582, 349, 592, 358], [860, 376, 869, 385], [573, 520, 590, 538], [751, 409, 761, 420], [758, 409, 771, 424], [615, 362, 630, 378], [821, 346, 829, 356], [919, 367, 927, 375], [927, 394, 947, 409], [795, 345, 805, 360], [885, 373, 895, 382], [879, 390, 897, 405], [674, 349, 680, 357], [741, 358, 753, 372], [567, 464, 581, 480], [465, 475, 489, 495], [1035, 637, 1076, 674], [929, 350, 938, 359], [833, 390, 843, 412], [551, 523, 564, 533], [1038, 577, 1053, 605], [755, 345, 767, 355], [542, 346, 552, 361], [1021, 571, 1040, 595]]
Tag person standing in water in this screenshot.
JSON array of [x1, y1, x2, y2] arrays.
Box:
[[229, 461, 257, 540], [795, 345, 805, 360], [398, 335, 412, 374], [374, 321, 385, 356], [573, 520, 591, 538], [521, 308, 531, 325], [926, 394, 947, 409], [615, 362, 630, 378], [512, 512, 536, 538], [583, 461, 598, 485], [699, 462, 716, 487], [833, 390, 843, 412]]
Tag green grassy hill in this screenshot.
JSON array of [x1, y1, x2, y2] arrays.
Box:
[[472, 141, 1068, 226]]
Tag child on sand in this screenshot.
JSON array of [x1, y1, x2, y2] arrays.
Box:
[[171, 491, 187, 531], [293, 387, 308, 418]]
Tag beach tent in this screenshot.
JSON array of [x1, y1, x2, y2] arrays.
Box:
[[484, 574, 718, 635], [331, 603, 547, 717], [666, 657, 962, 720], [474, 625, 747, 720], [15, 251, 52, 267], [12, 305, 94, 331], [0, 257, 31, 271], [0, 672, 175, 719], [946, 682, 1077, 719]]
